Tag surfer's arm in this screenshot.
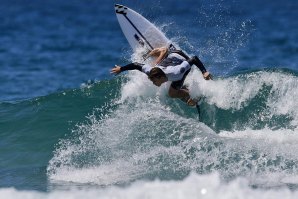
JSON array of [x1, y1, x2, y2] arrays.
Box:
[[168, 50, 211, 80], [190, 56, 206, 73], [195, 61, 212, 80], [148, 47, 168, 65], [120, 63, 143, 72], [188, 56, 212, 80], [111, 63, 143, 75]]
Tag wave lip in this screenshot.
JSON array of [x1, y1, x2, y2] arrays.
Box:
[[189, 69, 298, 130]]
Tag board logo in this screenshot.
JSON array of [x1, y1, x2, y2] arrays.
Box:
[[168, 44, 177, 51], [115, 4, 127, 15], [134, 34, 145, 46]]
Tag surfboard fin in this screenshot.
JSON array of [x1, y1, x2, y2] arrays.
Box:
[[196, 104, 201, 119]]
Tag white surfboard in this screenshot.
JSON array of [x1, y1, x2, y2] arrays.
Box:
[[115, 4, 175, 55]]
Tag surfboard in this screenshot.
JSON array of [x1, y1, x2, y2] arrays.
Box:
[[114, 4, 176, 56]]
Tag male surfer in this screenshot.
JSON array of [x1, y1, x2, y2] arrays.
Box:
[[110, 47, 211, 106]]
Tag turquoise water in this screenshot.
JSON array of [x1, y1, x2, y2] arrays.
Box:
[[1, 0, 298, 198]]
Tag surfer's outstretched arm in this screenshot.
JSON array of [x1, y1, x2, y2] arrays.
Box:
[[110, 63, 143, 75]]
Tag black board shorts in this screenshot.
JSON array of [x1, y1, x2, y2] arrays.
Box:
[[170, 69, 191, 90]]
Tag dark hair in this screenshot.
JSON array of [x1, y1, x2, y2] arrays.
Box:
[[148, 67, 166, 79]]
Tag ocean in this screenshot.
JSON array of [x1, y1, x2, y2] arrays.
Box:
[[1, 0, 298, 198]]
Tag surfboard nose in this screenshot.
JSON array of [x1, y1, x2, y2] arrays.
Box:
[[115, 4, 127, 14]]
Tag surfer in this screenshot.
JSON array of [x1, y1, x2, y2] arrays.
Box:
[[111, 47, 211, 106]]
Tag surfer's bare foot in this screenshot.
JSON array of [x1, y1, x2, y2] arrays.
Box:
[[186, 98, 198, 106]]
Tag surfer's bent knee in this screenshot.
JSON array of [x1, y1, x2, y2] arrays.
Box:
[[168, 86, 178, 98]]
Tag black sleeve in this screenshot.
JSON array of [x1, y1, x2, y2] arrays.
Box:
[[120, 63, 143, 72], [170, 49, 189, 60], [194, 58, 207, 74], [170, 50, 207, 73]]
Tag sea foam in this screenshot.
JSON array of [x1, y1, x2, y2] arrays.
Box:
[[2, 172, 298, 199]]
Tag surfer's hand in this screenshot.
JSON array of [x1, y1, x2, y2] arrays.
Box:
[[203, 72, 212, 80], [110, 65, 121, 75]]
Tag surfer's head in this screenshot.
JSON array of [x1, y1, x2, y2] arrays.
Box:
[[148, 67, 167, 87]]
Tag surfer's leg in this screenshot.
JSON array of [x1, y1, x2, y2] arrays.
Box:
[[168, 86, 189, 99], [168, 86, 198, 106], [168, 70, 197, 106], [168, 69, 190, 98]]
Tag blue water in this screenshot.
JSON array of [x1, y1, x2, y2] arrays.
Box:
[[1, 0, 298, 198]]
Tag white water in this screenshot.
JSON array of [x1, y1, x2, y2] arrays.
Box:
[[2, 172, 298, 199], [189, 70, 298, 127], [47, 69, 298, 194]]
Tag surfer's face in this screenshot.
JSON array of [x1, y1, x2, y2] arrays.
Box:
[[149, 76, 167, 87]]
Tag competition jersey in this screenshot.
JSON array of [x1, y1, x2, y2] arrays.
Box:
[[141, 53, 191, 81], [159, 53, 185, 67]]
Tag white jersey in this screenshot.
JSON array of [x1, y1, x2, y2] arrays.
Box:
[[159, 61, 191, 81], [141, 53, 191, 81], [141, 63, 152, 75]]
